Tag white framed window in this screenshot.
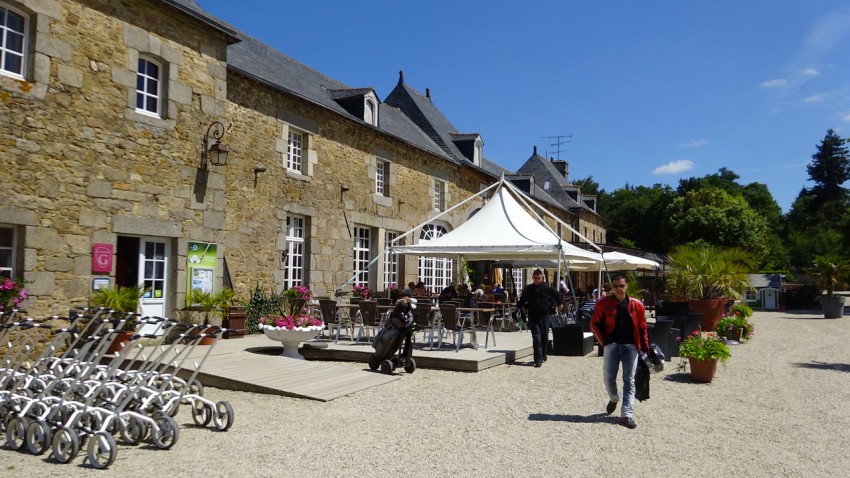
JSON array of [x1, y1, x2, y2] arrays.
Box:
[[136, 57, 162, 116], [510, 269, 524, 296], [383, 231, 400, 290], [0, 5, 27, 79], [283, 215, 306, 290], [0, 226, 16, 278], [353, 226, 371, 288], [418, 224, 452, 294], [433, 179, 446, 211], [744, 289, 758, 302], [287, 129, 304, 172], [376, 159, 388, 196]]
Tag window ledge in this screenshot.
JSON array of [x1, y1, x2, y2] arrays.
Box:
[[372, 194, 392, 207], [285, 169, 311, 182]]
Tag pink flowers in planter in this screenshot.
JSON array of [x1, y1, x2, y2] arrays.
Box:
[[259, 313, 323, 331], [0, 277, 28, 311]]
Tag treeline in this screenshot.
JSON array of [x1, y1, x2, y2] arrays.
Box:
[[574, 129, 850, 273]]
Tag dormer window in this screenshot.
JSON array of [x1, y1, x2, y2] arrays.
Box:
[[365, 98, 377, 126], [450, 133, 483, 166]]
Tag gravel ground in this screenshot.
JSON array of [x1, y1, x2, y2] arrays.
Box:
[[1, 310, 848, 477]]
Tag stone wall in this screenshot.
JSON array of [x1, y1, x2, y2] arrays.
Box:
[[0, 0, 230, 314]]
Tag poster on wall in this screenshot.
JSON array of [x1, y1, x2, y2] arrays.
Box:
[[187, 242, 217, 295]]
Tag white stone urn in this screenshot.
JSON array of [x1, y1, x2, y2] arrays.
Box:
[[262, 326, 320, 359]]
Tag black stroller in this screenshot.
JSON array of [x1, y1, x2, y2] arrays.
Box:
[[368, 298, 419, 374]]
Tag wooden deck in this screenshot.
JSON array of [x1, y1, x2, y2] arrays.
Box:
[[159, 329, 535, 401]]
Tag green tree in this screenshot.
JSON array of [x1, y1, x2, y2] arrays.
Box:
[[571, 176, 603, 196], [677, 167, 741, 197], [666, 188, 771, 264], [784, 130, 850, 266], [598, 183, 676, 252]]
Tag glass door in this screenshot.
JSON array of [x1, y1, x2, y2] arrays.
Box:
[[138, 238, 169, 331]]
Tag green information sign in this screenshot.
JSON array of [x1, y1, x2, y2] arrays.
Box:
[[187, 242, 217, 294]]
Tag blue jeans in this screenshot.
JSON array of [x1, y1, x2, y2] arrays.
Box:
[[603, 343, 638, 418]]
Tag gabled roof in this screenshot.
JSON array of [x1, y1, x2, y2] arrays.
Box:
[[749, 274, 783, 289]]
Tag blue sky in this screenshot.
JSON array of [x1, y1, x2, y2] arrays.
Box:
[[196, 1, 850, 212]]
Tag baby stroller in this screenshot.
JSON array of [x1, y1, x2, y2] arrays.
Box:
[[368, 298, 419, 374]]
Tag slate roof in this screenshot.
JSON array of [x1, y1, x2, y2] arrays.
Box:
[[160, 0, 239, 42], [383, 75, 471, 166], [516, 150, 588, 211], [749, 274, 783, 289]]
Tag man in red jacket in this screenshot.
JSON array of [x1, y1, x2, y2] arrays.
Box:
[[590, 273, 651, 429]]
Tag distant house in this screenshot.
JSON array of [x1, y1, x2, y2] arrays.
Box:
[[745, 274, 783, 309]]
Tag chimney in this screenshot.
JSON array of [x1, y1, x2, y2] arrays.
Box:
[[398, 69, 404, 85], [552, 159, 569, 181], [533, 145, 538, 156], [426, 87, 430, 99]]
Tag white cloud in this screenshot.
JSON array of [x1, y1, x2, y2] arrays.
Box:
[[802, 68, 820, 77], [841, 112, 850, 122], [677, 139, 709, 148], [802, 94, 825, 103], [653, 160, 695, 175], [760, 79, 788, 89]]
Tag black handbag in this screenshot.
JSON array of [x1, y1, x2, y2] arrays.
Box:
[[635, 358, 650, 402]]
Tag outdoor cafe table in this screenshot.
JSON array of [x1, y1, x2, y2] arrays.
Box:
[[455, 307, 496, 348]]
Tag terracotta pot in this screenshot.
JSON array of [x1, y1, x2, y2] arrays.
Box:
[[688, 357, 718, 383], [688, 298, 725, 331], [107, 331, 134, 355]]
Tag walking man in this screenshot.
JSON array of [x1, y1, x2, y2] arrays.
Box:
[[517, 269, 563, 368], [590, 273, 652, 428]]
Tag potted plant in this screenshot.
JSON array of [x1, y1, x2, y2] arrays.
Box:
[[90, 284, 145, 353], [667, 243, 753, 331], [715, 305, 754, 342], [352, 284, 371, 300], [678, 330, 732, 383], [259, 308, 323, 359], [0, 277, 29, 314], [184, 287, 235, 344], [810, 254, 850, 319]]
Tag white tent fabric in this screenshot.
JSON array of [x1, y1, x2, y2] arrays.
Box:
[[601, 251, 660, 270], [391, 185, 602, 263]]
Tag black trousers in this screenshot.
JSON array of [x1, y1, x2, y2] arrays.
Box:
[[528, 316, 549, 363]]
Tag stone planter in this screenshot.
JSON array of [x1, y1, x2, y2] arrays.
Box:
[[263, 326, 320, 359], [820, 295, 845, 319], [688, 357, 718, 383]]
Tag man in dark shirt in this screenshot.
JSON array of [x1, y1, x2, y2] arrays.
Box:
[[590, 273, 650, 429], [517, 269, 563, 368]]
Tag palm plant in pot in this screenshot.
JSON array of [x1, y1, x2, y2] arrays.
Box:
[[667, 242, 753, 331], [810, 254, 850, 319]]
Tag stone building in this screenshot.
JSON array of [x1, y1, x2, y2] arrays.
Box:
[[0, 0, 604, 317]]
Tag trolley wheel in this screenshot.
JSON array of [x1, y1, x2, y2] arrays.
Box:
[[52, 427, 80, 463], [191, 402, 212, 427], [212, 401, 234, 431], [368, 355, 380, 371], [119, 416, 148, 445], [165, 402, 180, 418], [86, 432, 117, 469], [404, 357, 417, 374], [188, 379, 204, 397], [150, 414, 179, 450], [78, 412, 102, 433], [25, 419, 52, 455], [6, 416, 29, 450], [380, 359, 393, 375]]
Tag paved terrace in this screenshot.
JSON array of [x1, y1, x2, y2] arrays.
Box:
[[168, 329, 536, 401]]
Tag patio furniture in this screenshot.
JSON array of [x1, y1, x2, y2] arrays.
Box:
[[468, 303, 497, 348], [317, 299, 351, 343], [436, 303, 476, 352], [648, 318, 674, 361], [356, 301, 381, 343], [411, 302, 435, 348]]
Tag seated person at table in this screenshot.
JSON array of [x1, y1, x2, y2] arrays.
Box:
[[438, 283, 458, 302], [412, 281, 429, 297], [403, 282, 415, 295], [492, 283, 506, 302]]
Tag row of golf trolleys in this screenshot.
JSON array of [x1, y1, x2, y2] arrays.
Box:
[[0, 307, 234, 469]]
